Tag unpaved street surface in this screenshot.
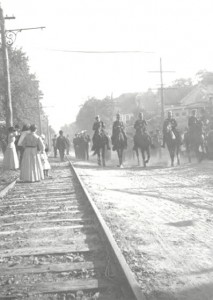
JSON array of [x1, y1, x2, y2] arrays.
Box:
[[74, 159, 213, 300]]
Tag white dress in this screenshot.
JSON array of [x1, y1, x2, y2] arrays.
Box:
[[3, 133, 19, 170], [20, 132, 45, 182], [40, 151, 51, 170]]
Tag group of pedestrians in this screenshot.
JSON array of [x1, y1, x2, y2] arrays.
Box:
[[73, 131, 91, 160], [52, 131, 70, 162], [2, 124, 50, 182]]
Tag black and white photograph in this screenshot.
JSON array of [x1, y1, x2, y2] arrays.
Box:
[[0, 0, 213, 299]]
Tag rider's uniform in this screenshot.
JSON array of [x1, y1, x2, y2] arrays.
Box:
[[200, 115, 209, 135], [111, 120, 127, 151], [133, 119, 147, 150], [92, 120, 104, 151], [134, 119, 147, 133], [162, 117, 178, 147], [188, 116, 199, 133], [92, 120, 110, 152]]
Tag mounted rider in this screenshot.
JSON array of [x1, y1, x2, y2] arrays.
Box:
[[199, 108, 209, 134], [162, 111, 179, 148], [111, 113, 127, 151], [91, 115, 110, 155], [133, 112, 147, 150], [188, 109, 200, 134]]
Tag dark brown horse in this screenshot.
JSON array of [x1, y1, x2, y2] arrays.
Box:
[[112, 127, 127, 167], [187, 129, 205, 163], [164, 124, 181, 167], [134, 131, 152, 167]]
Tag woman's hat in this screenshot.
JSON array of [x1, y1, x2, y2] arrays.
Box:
[[30, 124, 37, 132], [8, 126, 15, 132]]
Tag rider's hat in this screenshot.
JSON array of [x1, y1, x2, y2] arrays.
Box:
[[95, 115, 100, 120]]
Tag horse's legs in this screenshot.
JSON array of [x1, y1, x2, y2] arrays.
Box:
[[169, 149, 175, 167], [119, 149, 123, 167], [186, 146, 191, 163], [102, 147, 106, 167], [97, 150, 101, 166], [135, 148, 140, 166], [141, 149, 146, 167], [145, 147, 150, 164], [116, 150, 120, 166], [176, 147, 180, 165]]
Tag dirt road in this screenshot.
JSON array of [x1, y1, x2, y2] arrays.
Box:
[[74, 159, 213, 300]]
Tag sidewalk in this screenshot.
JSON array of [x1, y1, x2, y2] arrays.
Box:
[[0, 154, 19, 192]]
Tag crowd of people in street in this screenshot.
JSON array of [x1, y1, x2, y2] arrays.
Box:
[[73, 131, 91, 160], [52, 131, 70, 161], [0, 124, 73, 183], [1, 107, 213, 182], [0, 124, 51, 183], [73, 108, 213, 163]]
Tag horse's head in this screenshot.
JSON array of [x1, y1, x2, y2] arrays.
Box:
[[166, 123, 172, 133]]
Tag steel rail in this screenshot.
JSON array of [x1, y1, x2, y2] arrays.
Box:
[[67, 158, 146, 300], [0, 178, 17, 198]]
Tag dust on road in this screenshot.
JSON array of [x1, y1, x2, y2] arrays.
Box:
[[74, 159, 213, 300]]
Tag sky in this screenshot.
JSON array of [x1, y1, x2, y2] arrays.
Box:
[[1, 0, 213, 131]]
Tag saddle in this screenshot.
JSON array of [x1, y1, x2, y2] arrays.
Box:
[[166, 124, 176, 140]]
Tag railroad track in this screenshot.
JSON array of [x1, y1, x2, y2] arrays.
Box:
[[0, 158, 144, 300]]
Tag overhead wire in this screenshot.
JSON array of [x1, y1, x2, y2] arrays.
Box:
[[45, 48, 155, 54]]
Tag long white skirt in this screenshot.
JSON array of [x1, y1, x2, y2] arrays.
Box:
[[20, 148, 44, 182], [3, 145, 19, 170], [40, 152, 51, 170]]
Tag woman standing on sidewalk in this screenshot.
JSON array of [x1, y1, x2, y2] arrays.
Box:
[[20, 124, 45, 182], [3, 126, 19, 170]]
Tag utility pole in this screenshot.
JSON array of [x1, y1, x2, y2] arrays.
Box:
[[37, 99, 42, 135], [0, 4, 14, 128], [46, 116, 50, 148], [148, 57, 175, 126], [0, 3, 45, 129]]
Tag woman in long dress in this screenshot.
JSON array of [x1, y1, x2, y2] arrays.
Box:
[[20, 124, 45, 182], [3, 126, 19, 170]]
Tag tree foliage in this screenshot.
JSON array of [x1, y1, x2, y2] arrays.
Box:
[[0, 47, 45, 128], [162, 78, 194, 106], [196, 70, 213, 85], [76, 97, 114, 134]]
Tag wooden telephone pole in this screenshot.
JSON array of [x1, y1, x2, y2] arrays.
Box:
[[149, 58, 175, 126], [0, 4, 13, 128], [0, 3, 45, 129]]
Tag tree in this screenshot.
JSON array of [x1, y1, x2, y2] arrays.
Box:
[[76, 96, 114, 134], [0, 47, 44, 128], [196, 70, 213, 85], [162, 78, 194, 105]]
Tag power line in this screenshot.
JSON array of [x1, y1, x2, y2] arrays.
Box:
[[46, 48, 155, 54]]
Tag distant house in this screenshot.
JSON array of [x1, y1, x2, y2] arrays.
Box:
[[165, 84, 213, 129], [180, 84, 213, 110]]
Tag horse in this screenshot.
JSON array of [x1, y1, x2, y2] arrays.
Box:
[[186, 129, 205, 163], [93, 132, 109, 167], [134, 130, 152, 167], [112, 127, 127, 167], [164, 124, 181, 167]]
